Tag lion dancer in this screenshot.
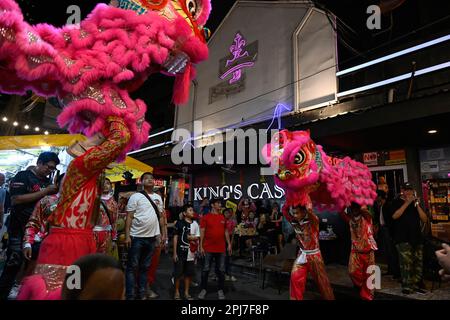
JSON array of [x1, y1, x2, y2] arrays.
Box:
[[17, 116, 132, 300], [339, 202, 378, 300], [287, 203, 334, 300], [94, 177, 119, 255]]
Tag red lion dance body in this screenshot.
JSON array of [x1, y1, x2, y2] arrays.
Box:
[[263, 130, 377, 300], [0, 0, 211, 299]]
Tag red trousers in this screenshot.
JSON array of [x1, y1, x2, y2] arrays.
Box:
[[349, 250, 375, 300], [147, 244, 162, 285], [290, 252, 334, 300]]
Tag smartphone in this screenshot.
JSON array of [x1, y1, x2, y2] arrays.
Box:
[[51, 170, 60, 185], [414, 190, 419, 207]]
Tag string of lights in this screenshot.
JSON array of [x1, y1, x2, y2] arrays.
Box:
[[1, 115, 50, 135]]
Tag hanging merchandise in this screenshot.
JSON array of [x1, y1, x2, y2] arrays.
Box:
[[427, 180, 450, 242]]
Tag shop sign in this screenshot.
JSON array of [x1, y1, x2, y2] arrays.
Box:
[[363, 152, 378, 166], [153, 179, 166, 187], [439, 160, 450, 171], [385, 149, 406, 165], [209, 32, 258, 104], [385, 159, 406, 165], [194, 183, 285, 201], [421, 161, 439, 173]]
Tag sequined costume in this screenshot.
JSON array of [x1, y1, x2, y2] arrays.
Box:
[[287, 209, 334, 300], [23, 194, 59, 248], [339, 209, 378, 300], [17, 117, 130, 300], [93, 194, 118, 254]]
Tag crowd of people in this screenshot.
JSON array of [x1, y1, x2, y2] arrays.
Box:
[[0, 154, 450, 300]]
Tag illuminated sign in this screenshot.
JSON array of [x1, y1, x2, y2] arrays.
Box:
[[194, 183, 285, 201], [209, 31, 258, 104], [220, 32, 256, 84]]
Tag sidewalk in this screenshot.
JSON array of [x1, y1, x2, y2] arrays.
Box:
[[230, 255, 450, 300]]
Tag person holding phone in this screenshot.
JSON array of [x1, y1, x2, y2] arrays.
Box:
[[0, 152, 60, 300], [391, 183, 428, 295]]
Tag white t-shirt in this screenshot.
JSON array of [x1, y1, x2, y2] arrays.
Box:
[[148, 192, 164, 214], [188, 221, 200, 261], [126, 192, 161, 237]]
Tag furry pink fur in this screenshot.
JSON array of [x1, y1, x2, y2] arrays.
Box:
[[0, 0, 210, 159], [264, 130, 377, 213]]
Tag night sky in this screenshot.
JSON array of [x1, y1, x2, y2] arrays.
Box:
[[15, 0, 238, 34], [8, 0, 450, 132]]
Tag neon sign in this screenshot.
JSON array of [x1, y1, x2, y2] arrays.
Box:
[[219, 32, 257, 84]]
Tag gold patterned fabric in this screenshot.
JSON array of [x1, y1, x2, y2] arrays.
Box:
[[50, 117, 131, 228], [34, 264, 68, 292]]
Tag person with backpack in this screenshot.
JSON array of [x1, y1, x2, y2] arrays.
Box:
[[124, 172, 166, 300]]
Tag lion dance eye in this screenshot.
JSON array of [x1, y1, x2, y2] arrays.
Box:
[[294, 150, 306, 165], [185, 0, 198, 17]]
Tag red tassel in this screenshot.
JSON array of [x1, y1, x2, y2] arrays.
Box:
[[172, 63, 191, 105]]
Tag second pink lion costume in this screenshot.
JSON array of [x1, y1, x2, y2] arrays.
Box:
[[0, 0, 212, 299], [263, 130, 377, 300]]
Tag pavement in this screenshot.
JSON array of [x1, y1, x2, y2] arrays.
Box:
[[148, 252, 293, 300], [1, 248, 449, 300], [148, 251, 450, 300]]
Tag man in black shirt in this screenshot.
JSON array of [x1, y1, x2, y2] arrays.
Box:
[[0, 152, 60, 300], [391, 183, 428, 295]]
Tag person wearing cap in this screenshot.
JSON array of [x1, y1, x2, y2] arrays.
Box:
[[391, 182, 429, 295]]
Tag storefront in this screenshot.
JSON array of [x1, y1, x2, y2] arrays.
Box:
[[191, 165, 284, 207], [420, 146, 450, 242], [355, 149, 408, 199]]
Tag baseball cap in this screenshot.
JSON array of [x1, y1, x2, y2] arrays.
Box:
[[401, 182, 414, 190]]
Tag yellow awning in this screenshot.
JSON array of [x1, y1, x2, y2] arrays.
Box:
[[0, 134, 85, 150], [0, 134, 153, 182], [105, 157, 153, 182]]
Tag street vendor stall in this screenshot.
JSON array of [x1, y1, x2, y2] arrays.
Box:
[[0, 134, 153, 180]]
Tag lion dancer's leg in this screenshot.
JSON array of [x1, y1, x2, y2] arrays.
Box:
[[309, 253, 335, 300], [290, 263, 308, 300], [349, 251, 375, 300]]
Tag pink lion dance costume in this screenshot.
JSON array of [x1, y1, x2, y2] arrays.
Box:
[[0, 0, 211, 299], [263, 130, 377, 300]]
